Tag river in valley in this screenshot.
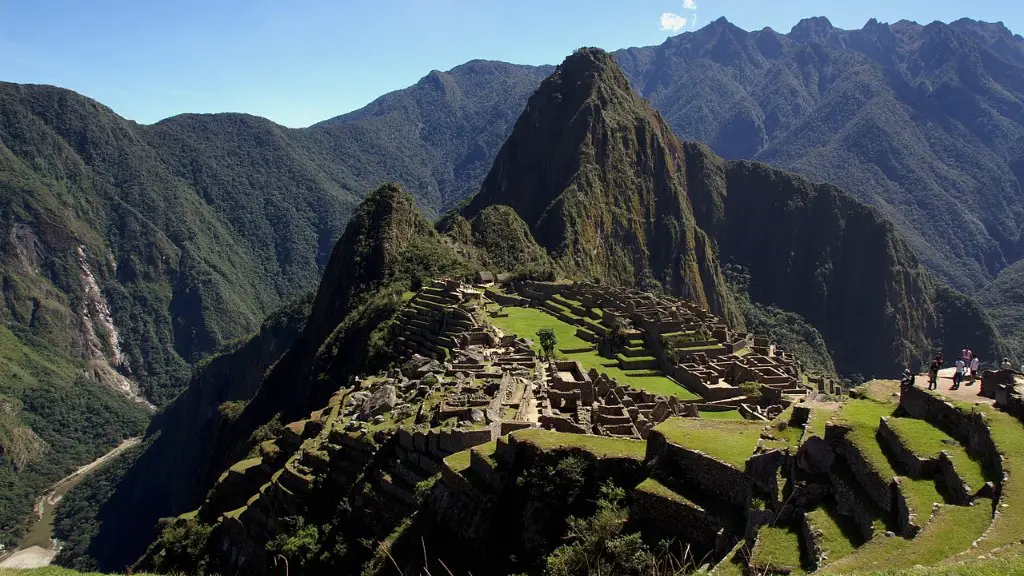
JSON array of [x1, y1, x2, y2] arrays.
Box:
[[0, 437, 141, 569]]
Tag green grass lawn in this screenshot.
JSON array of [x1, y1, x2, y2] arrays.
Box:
[[698, 409, 745, 420], [886, 417, 988, 489], [821, 500, 993, 574], [488, 306, 591, 351], [489, 306, 700, 400], [511, 428, 647, 461], [806, 504, 859, 565], [750, 525, 807, 574], [970, 406, 1024, 554], [653, 418, 762, 467], [634, 477, 690, 505], [443, 448, 473, 473], [834, 399, 943, 519], [806, 403, 841, 441]]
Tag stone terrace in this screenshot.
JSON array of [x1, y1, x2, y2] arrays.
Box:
[[507, 280, 809, 403]]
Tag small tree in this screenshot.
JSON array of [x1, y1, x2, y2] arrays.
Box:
[[537, 328, 557, 360]]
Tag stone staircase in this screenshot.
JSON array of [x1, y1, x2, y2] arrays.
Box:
[[393, 281, 482, 360]]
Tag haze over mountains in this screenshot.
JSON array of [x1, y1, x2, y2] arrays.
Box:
[[0, 12, 1023, 566]]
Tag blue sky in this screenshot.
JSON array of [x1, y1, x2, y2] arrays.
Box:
[[0, 0, 1018, 128]]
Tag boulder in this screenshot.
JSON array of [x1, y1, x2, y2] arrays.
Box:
[[470, 409, 486, 423], [417, 361, 444, 376], [422, 373, 441, 387], [359, 384, 397, 420], [401, 354, 431, 378]]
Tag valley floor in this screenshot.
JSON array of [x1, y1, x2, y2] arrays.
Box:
[[0, 439, 141, 569]]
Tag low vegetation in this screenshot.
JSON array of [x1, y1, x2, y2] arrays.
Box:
[[653, 419, 762, 468]]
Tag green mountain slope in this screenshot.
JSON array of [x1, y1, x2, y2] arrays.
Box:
[[0, 62, 548, 541], [612, 17, 1024, 293], [462, 49, 739, 324], [461, 47, 1003, 378]]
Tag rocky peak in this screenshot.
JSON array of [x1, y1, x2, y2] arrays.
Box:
[[789, 16, 846, 48], [461, 49, 739, 322], [307, 183, 432, 344]]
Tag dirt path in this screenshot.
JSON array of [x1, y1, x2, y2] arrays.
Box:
[[0, 437, 141, 569], [911, 367, 996, 406]]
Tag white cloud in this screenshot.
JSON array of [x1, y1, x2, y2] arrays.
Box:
[[660, 1, 698, 33], [659, 12, 689, 32]]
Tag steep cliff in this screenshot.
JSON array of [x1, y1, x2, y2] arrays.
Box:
[[462, 48, 1003, 377], [462, 48, 739, 324], [65, 184, 484, 570]]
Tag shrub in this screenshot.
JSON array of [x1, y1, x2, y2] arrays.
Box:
[[537, 328, 558, 360], [739, 381, 762, 403]]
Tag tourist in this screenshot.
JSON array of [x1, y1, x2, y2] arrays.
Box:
[[937, 350, 944, 365], [969, 356, 980, 385], [1002, 358, 1013, 370], [928, 356, 941, 390], [900, 368, 914, 389], [953, 357, 965, 390]]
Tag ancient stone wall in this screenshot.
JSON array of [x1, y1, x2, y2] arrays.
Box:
[[646, 431, 751, 507], [826, 424, 893, 513], [631, 486, 725, 551], [899, 386, 1002, 482]]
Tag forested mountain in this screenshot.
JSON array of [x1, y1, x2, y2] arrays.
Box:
[[462, 47, 1001, 378], [613, 17, 1024, 293], [0, 61, 548, 543], [55, 50, 1004, 571], [2, 13, 1021, 558]]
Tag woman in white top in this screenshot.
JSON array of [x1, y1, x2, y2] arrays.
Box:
[[969, 356, 980, 385]]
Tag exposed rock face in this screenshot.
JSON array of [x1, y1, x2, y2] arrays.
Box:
[[358, 384, 398, 420], [462, 47, 1004, 377], [463, 48, 739, 323]]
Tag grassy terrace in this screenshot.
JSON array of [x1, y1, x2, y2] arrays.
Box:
[[488, 306, 700, 400], [511, 428, 646, 461], [750, 525, 807, 574], [833, 398, 944, 519], [806, 403, 841, 441], [885, 416, 988, 489], [443, 448, 473, 473], [635, 477, 691, 504], [821, 499, 993, 574], [805, 505, 858, 565], [228, 457, 262, 474], [698, 409, 745, 420], [653, 418, 762, 468], [970, 405, 1024, 554]]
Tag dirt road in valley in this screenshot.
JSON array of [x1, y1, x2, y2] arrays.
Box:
[[0, 437, 141, 569]]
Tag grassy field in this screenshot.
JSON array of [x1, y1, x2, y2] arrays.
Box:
[[698, 409, 745, 420], [750, 525, 807, 574], [885, 417, 988, 489], [511, 428, 647, 461], [653, 418, 762, 467], [488, 306, 700, 400], [805, 504, 859, 565]]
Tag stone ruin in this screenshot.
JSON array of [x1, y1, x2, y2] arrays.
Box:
[[537, 360, 689, 439], [508, 280, 807, 404]]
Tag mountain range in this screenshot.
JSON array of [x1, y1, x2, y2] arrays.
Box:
[[47, 46, 1003, 572], [0, 13, 1022, 561]]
